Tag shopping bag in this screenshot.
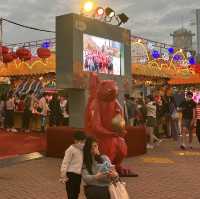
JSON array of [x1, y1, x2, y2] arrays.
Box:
[[109, 181, 129, 199]]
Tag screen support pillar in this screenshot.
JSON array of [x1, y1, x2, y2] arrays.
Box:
[[68, 88, 87, 128]]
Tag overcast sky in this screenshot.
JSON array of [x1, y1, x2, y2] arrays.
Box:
[[1, 0, 200, 46]]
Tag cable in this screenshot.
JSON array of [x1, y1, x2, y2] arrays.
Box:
[[2, 18, 55, 33]]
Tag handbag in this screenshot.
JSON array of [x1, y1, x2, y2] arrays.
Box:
[[109, 180, 129, 199], [171, 110, 179, 120]]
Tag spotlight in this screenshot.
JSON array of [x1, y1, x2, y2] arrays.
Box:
[[82, 1, 94, 13], [105, 7, 115, 18], [96, 7, 104, 16], [117, 13, 129, 26]]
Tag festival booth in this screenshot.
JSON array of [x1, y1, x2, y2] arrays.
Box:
[[0, 51, 56, 131], [131, 36, 197, 93], [168, 64, 200, 104], [131, 63, 170, 96]]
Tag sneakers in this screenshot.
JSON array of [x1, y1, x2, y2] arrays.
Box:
[[155, 139, 162, 146], [189, 145, 193, 149], [147, 144, 154, 149], [180, 145, 186, 150], [6, 128, 11, 132], [11, 128, 18, 133]]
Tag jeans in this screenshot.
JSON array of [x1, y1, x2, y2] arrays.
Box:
[[171, 118, 180, 141]]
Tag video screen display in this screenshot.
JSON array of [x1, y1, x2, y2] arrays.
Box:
[[83, 34, 123, 75]]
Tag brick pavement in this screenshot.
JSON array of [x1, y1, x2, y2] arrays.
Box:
[[0, 138, 200, 199]]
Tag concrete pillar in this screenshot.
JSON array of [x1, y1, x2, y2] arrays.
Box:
[[68, 89, 87, 128]]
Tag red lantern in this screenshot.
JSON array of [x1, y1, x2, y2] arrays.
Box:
[[16, 48, 32, 61], [3, 53, 14, 64], [0, 46, 9, 54], [37, 48, 51, 59], [10, 52, 18, 59]]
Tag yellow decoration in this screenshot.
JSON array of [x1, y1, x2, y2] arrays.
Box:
[[142, 157, 174, 164], [174, 151, 200, 156]]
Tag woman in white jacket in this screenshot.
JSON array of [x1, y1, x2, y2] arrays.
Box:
[[38, 93, 49, 132], [146, 95, 161, 149]]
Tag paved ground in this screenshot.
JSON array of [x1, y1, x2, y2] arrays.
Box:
[[0, 138, 200, 199]]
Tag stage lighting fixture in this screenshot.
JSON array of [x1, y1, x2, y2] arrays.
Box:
[[96, 7, 104, 16], [117, 13, 129, 26], [83, 1, 94, 13], [105, 7, 115, 18]]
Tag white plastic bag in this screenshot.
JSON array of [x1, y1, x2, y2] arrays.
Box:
[[109, 181, 129, 199]]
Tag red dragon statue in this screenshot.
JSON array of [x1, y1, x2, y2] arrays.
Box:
[[85, 73, 137, 177]]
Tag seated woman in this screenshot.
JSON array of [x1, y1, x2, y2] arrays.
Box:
[[82, 137, 119, 199]]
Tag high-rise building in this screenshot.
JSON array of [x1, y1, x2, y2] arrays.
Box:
[[170, 28, 195, 50], [196, 9, 200, 62]]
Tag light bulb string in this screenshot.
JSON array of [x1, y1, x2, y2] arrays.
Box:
[[2, 18, 55, 33]]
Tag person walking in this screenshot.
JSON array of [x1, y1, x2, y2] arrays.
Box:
[[169, 97, 180, 141], [179, 91, 196, 149], [146, 95, 161, 149], [124, 94, 137, 126], [60, 131, 86, 199]]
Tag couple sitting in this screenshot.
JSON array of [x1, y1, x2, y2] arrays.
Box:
[[60, 131, 120, 199]]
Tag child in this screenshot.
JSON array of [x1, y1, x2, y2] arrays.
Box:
[[60, 131, 86, 199], [98, 159, 115, 173]]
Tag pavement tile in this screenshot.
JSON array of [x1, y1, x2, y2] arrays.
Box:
[[0, 138, 200, 198]]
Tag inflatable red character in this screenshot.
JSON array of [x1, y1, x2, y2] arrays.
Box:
[[85, 73, 137, 177]]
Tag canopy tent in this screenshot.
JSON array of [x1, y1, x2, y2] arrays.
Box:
[[168, 64, 200, 85], [0, 52, 199, 85], [0, 53, 55, 76]]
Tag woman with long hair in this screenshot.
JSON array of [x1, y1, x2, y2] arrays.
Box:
[[82, 137, 118, 199], [169, 97, 180, 141]]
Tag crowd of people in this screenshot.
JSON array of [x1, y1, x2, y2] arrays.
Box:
[[0, 91, 69, 133], [124, 89, 200, 150], [83, 49, 114, 74]]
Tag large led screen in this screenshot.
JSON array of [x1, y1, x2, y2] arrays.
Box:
[[83, 34, 123, 75]]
